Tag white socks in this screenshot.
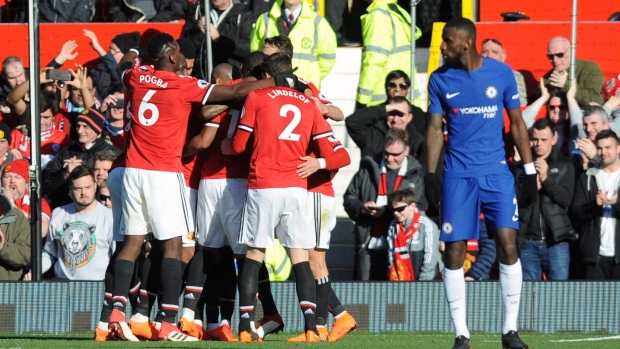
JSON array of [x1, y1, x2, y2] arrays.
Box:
[[443, 267, 470, 338], [130, 313, 149, 323], [500, 259, 523, 334]]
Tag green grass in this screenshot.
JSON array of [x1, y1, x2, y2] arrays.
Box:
[[1, 332, 619, 348]]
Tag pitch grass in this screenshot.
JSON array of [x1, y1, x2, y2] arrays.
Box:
[[0, 331, 619, 348]]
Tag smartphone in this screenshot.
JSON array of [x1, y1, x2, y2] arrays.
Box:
[[46, 69, 73, 81], [113, 99, 124, 108]]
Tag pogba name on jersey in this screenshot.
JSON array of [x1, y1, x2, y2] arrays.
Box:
[[139, 74, 169, 88], [267, 89, 311, 103]]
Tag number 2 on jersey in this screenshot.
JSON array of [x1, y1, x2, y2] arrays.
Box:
[[279, 104, 301, 141]]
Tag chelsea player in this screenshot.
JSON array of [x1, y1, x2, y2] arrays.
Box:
[[425, 18, 536, 349]]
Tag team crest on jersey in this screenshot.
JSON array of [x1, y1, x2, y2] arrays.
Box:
[[485, 86, 498, 99], [301, 37, 312, 49], [197, 79, 209, 88], [327, 135, 339, 143], [52, 143, 60, 152], [442, 222, 454, 234]]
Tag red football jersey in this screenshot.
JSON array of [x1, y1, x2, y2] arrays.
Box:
[[16, 192, 52, 219], [10, 128, 71, 160], [302, 79, 332, 106], [231, 87, 343, 189], [182, 109, 208, 189], [122, 65, 214, 172]]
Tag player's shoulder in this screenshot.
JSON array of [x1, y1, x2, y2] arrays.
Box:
[[481, 57, 513, 74]]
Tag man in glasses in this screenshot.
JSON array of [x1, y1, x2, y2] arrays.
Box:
[[346, 71, 426, 161], [542, 36, 604, 106], [344, 128, 427, 281]]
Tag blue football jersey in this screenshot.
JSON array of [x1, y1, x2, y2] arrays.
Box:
[[428, 57, 521, 178]]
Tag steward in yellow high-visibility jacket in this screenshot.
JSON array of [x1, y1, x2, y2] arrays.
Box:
[[250, 0, 337, 88], [357, 0, 422, 108], [265, 239, 292, 282]]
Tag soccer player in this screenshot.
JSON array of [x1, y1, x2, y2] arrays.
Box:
[[425, 18, 536, 349], [107, 33, 298, 342], [222, 52, 350, 343]]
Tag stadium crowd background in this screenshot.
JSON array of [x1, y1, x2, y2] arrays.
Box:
[[0, 0, 619, 342]]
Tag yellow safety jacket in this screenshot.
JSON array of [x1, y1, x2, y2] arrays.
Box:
[[357, 0, 422, 107], [250, 0, 337, 88], [265, 239, 292, 282]]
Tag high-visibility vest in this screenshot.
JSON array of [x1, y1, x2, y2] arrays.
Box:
[[357, 0, 422, 107], [265, 239, 292, 282], [249, 0, 337, 88]]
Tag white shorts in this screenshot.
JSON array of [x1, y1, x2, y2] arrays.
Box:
[[183, 186, 197, 248], [239, 188, 314, 249], [107, 167, 125, 242], [310, 192, 336, 249], [122, 168, 190, 241], [196, 178, 247, 254]]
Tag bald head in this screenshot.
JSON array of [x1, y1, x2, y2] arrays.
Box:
[[211, 63, 235, 84], [547, 36, 570, 72]]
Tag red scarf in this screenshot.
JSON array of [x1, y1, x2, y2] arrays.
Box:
[[371, 159, 406, 238], [389, 209, 421, 281]]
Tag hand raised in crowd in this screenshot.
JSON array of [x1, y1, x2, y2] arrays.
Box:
[[63, 156, 83, 178], [83, 29, 106, 57], [534, 158, 549, 182], [39, 66, 54, 85], [66, 64, 88, 90], [604, 95, 620, 112], [362, 201, 384, 217], [296, 156, 320, 178], [549, 70, 567, 88], [539, 79, 550, 101], [567, 79, 577, 100], [576, 138, 597, 160], [54, 40, 79, 65], [101, 94, 120, 113], [597, 190, 618, 206]]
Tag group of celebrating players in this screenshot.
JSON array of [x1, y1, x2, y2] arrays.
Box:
[[93, 31, 357, 343]]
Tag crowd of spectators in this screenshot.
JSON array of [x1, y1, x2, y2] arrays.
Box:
[[0, 0, 618, 283]]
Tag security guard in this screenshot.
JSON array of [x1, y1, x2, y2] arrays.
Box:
[[357, 0, 422, 108], [250, 0, 337, 88]]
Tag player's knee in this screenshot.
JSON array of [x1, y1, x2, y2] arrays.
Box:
[[161, 236, 182, 259], [497, 242, 519, 264]]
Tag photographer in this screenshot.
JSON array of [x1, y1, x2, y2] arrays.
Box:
[[99, 84, 126, 149]]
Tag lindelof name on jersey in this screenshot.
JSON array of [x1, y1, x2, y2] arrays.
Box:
[[455, 105, 498, 119], [139, 74, 169, 88], [267, 89, 311, 104]]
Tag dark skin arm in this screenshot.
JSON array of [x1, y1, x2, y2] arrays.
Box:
[[182, 125, 218, 158], [117, 50, 138, 80], [207, 78, 275, 104], [425, 113, 444, 173], [200, 104, 228, 121], [508, 107, 533, 164]]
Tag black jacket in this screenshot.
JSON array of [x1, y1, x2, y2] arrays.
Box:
[[45, 137, 120, 206], [514, 148, 576, 244], [343, 152, 427, 250], [571, 166, 620, 264], [345, 104, 425, 162], [109, 0, 187, 22], [39, 0, 92, 23]]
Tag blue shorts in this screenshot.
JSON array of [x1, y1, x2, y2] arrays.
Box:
[[440, 170, 519, 242]]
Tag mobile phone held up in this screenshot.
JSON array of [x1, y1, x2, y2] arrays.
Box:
[[46, 69, 73, 81]]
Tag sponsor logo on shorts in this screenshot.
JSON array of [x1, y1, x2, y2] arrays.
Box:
[[442, 222, 454, 234], [187, 231, 195, 240]]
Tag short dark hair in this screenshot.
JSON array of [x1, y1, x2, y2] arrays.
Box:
[[595, 129, 619, 144], [110, 84, 127, 94], [264, 35, 294, 57], [95, 150, 118, 163], [444, 17, 477, 40], [386, 96, 412, 113], [147, 33, 176, 61], [263, 52, 292, 76], [390, 189, 416, 206], [241, 51, 267, 79], [384, 128, 409, 148], [68, 165, 95, 186], [531, 118, 555, 134], [176, 37, 196, 60], [385, 70, 411, 91], [40, 89, 60, 115]]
